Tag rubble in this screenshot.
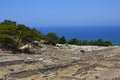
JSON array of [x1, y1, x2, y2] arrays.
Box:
[[0, 44, 120, 80]]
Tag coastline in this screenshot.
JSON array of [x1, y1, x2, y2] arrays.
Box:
[[37, 27, 120, 44]]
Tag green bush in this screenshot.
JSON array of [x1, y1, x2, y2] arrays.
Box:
[[80, 50, 85, 53], [46, 32, 59, 45]]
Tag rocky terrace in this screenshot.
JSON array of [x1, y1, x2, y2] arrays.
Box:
[[0, 45, 120, 80]]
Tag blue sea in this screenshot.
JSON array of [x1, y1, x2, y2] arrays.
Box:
[[37, 27, 120, 44]]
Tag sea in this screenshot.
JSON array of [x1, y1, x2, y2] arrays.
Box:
[[36, 26, 120, 44]]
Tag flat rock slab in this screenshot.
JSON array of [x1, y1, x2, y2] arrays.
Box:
[[95, 69, 120, 79], [0, 56, 22, 62], [87, 69, 120, 80]]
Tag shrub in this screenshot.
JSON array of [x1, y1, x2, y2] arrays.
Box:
[[80, 50, 85, 53]]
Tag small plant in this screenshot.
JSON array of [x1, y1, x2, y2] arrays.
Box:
[[45, 77, 48, 80], [80, 50, 85, 53], [54, 71, 59, 76], [44, 75, 48, 80], [95, 75, 99, 79]]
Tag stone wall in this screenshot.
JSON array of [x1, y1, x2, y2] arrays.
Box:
[[0, 60, 24, 66], [72, 63, 98, 76], [6, 61, 76, 79]]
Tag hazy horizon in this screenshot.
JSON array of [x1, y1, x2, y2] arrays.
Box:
[[36, 27, 120, 44]]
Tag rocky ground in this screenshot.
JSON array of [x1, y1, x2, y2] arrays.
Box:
[[0, 44, 120, 80]]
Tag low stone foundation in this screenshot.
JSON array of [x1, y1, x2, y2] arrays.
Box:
[[0, 60, 24, 66]]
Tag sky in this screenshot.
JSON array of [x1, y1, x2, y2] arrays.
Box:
[[0, 0, 120, 27]]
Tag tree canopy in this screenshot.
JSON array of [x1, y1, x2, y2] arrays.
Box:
[[0, 20, 42, 50], [59, 36, 66, 44], [46, 32, 59, 45]]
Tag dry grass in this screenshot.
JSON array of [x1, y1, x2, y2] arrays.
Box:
[[95, 67, 105, 71], [58, 66, 75, 75], [20, 74, 41, 80], [0, 69, 7, 78]]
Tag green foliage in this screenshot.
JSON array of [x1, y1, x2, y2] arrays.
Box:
[[46, 32, 59, 45], [67, 38, 80, 45], [0, 20, 42, 50], [81, 40, 88, 45], [88, 39, 112, 46], [59, 36, 66, 44], [0, 19, 113, 51], [1, 20, 16, 26], [0, 37, 16, 50], [80, 50, 85, 53], [95, 75, 99, 79], [54, 71, 59, 76], [67, 38, 112, 46], [102, 40, 112, 46]]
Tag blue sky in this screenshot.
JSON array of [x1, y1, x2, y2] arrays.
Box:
[[0, 0, 120, 27]]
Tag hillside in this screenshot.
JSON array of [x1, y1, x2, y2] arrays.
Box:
[[0, 20, 113, 52], [0, 20, 42, 50], [0, 20, 119, 80]]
